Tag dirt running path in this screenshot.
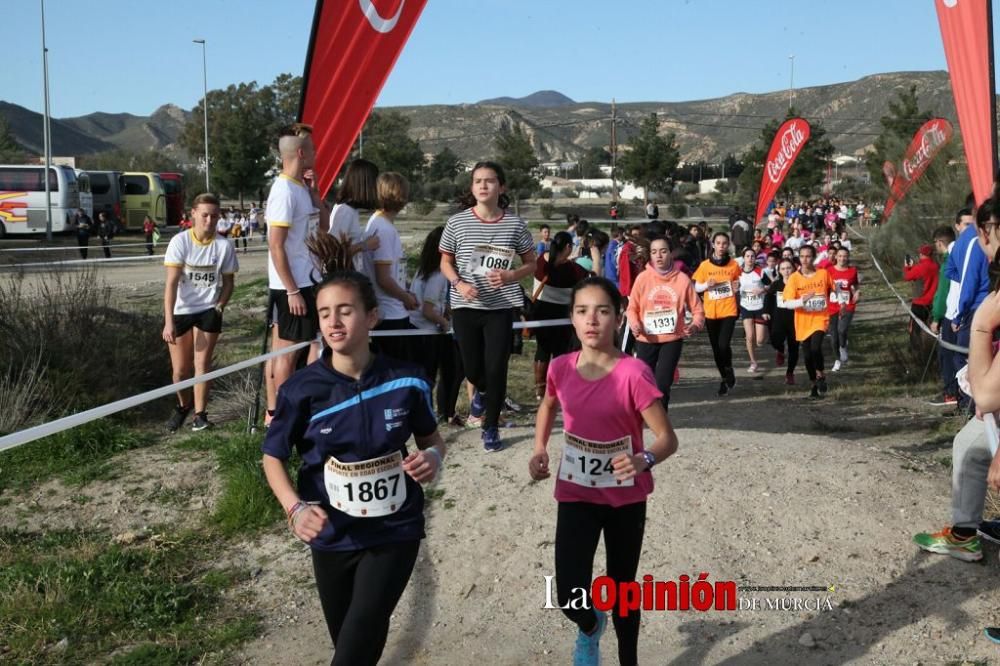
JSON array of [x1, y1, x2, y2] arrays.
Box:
[[234, 325, 1000, 665]]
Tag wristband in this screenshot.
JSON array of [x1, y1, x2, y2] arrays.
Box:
[[426, 446, 443, 466], [641, 450, 657, 470], [449, 277, 461, 288], [286, 501, 306, 527], [286, 289, 301, 296]]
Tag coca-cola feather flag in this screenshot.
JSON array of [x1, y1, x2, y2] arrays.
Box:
[[755, 118, 811, 226], [882, 118, 953, 222], [935, 0, 997, 206], [299, 0, 427, 197]]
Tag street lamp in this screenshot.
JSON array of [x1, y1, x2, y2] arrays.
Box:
[[41, 0, 53, 241], [788, 54, 795, 110], [193, 39, 210, 192]]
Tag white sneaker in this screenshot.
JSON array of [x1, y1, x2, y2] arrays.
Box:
[[839, 347, 848, 363], [831, 360, 842, 372], [748, 363, 759, 374]]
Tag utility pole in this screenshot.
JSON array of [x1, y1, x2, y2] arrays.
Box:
[[41, 0, 53, 241], [610, 99, 618, 203], [788, 55, 795, 110]]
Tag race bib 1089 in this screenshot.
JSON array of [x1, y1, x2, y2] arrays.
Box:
[[467, 244, 515, 276], [558, 432, 634, 488], [324, 451, 407, 518]]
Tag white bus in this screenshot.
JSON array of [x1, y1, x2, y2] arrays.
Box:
[[0, 164, 85, 237]]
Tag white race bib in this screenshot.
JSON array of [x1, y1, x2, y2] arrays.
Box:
[[324, 451, 407, 518], [804, 296, 827, 312], [186, 267, 218, 289], [740, 293, 763, 310], [558, 432, 634, 488], [643, 308, 677, 335], [776, 292, 785, 308], [832, 290, 850, 305], [467, 244, 515, 276], [707, 282, 733, 300]]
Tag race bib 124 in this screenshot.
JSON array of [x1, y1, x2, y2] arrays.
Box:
[[558, 432, 634, 488]]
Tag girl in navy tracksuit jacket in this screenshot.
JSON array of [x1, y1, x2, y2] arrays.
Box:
[[263, 270, 446, 666]]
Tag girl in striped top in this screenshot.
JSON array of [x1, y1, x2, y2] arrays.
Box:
[[439, 161, 537, 452]]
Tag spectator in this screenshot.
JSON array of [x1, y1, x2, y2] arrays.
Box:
[[947, 204, 991, 409], [75, 208, 92, 259], [903, 244, 939, 350], [604, 224, 622, 288], [645, 200, 658, 219], [930, 224, 958, 403], [536, 224, 551, 257], [97, 211, 115, 258], [730, 214, 751, 253], [143, 215, 156, 255]]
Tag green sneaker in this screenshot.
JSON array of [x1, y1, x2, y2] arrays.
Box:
[[913, 526, 982, 562]]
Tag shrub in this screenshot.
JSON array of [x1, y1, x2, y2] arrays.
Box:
[[0, 269, 170, 433], [540, 203, 556, 220], [409, 199, 436, 217], [668, 203, 687, 219]]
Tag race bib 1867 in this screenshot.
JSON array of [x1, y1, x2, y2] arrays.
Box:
[[324, 451, 407, 518], [558, 432, 634, 488], [467, 244, 515, 276]]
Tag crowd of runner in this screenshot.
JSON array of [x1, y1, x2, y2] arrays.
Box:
[[155, 120, 1000, 662]]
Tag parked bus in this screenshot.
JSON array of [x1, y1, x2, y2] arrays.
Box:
[[121, 172, 166, 229], [74, 170, 94, 220], [159, 172, 185, 226], [0, 164, 84, 237], [86, 170, 124, 224]]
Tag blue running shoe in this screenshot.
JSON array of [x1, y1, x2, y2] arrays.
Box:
[[573, 611, 606, 666], [984, 627, 1000, 644], [482, 426, 503, 452], [470, 390, 486, 418]]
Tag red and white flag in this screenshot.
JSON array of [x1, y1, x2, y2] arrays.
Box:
[[935, 0, 997, 206], [882, 118, 953, 222], [755, 118, 811, 226], [299, 0, 427, 197]]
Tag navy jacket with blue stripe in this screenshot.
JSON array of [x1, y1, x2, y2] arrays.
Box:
[[262, 350, 437, 551]]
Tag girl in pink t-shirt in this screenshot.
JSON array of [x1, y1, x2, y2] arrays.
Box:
[[529, 276, 678, 666]]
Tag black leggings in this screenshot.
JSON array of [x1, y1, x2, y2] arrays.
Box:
[[533, 300, 573, 363], [829, 311, 853, 353], [372, 317, 415, 364], [770, 314, 799, 373], [635, 339, 682, 409], [556, 501, 646, 666], [452, 308, 513, 429], [705, 316, 737, 380], [802, 330, 825, 382], [312, 540, 420, 666]]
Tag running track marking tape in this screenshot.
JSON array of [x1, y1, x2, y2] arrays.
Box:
[[0, 318, 574, 452], [0, 246, 268, 270], [847, 224, 968, 355]]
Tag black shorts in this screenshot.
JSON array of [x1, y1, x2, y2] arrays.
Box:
[[271, 286, 319, 342], [174, 307, 223, 337]]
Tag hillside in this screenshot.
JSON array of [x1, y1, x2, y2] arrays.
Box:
[[0, 71, 962, 163]]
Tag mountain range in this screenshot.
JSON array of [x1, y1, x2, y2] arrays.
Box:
[[0, 70, 964, 165]]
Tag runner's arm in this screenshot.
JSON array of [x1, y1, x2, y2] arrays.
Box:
[[639, 401, 678, 464], [263, 453, 327, 542], [374, 262, 413, 303], [530, 391, 558, 480], [404, 431, 447, 483], [162, 266, 183, 342], [218, 273, 235, 310], [267, 226, 298, 293]]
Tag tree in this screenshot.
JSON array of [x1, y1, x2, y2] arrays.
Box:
[[737, 106, 835, 202], [578, 146, 611, 178], [181, 81, 277, 207], [864, 85, 937, 190], [493, 122, 539, 208], [358, 110, 425, 185], [427, 147, 461, 182], [270, 73, 303, 130], [618, 114, 679, 203], [0, 115, 27, 163]]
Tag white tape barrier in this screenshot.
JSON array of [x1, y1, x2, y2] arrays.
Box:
[[0, 240, 179, 252], [847, 224, 969, 354], [0, 246, 268, 270], [0, 317, 575, 453], [369, 318, 572, 337]]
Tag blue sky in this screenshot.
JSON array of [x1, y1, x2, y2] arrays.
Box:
[[5, 0, 998, 118]]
